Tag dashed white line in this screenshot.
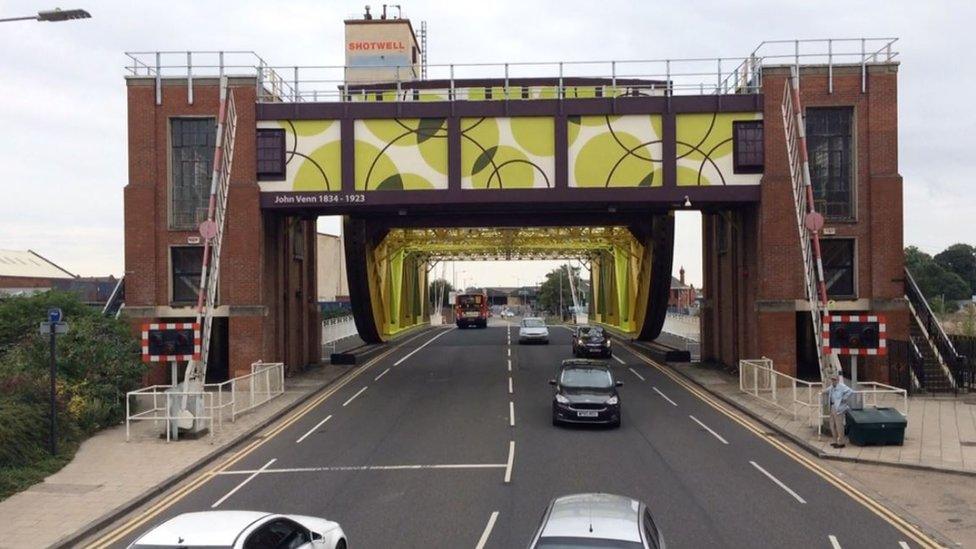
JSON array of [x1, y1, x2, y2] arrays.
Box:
[[475, 511, 499, 549], [508, 377, 513, 394], [612, 354, 626, 365], [374, 367, 391, 381], [628, 367, 645, 381], [897, 542, 910, 549], [507, 359, 512, 372], [689, 415, 729, 445], [211, 458, 276, 508], [653, 386, 678, 406], [504, 441, 515, 483], [509, 401, 515, 427], [507, 348, 511, 357], [750, 461, 806, 504], [828, 535, 842, 549], [343, 386, 367, 407], [295, 414, 333, 444], [218, 463, 508, 475], [394, 328, 452, 366]]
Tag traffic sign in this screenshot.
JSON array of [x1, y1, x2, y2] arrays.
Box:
[[39, 322, 69, 335], [48, 307, 63, 323], [822, 314, 887, 356]]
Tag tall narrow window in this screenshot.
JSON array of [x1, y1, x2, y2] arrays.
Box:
[[256, 129, 286, 180], [806, 107, 854, 220], [821, 238, 856, 298], [171, 246, 203, 303], [732, 120, 764, 173], [170, 118, 216, 229]]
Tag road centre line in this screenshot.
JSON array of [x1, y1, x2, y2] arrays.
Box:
[[394, 328, 453, 366], [217, 463, 508, 475], [509, 401, 515, 427], [507, 348, 511, 357], [508, 377, 513, 394], [628, 367, 645, 381], [898, 542, 910, 549], [689, 415, 729, 445], [295, 415, 332, 444], [828, 535, 842, 549], [88, 327, 433, 549], [504, 441, 515, 483], [612, 354, 626, 365], [475, 511, 499, 549], [211, 459, 276, 508], [374, 367, 390, 381], [343, 386, 367, 407], [612, 340, 939, 548], [750, 460, 806, 504], [653, 386, 678, 406], [507, 359, 511, 372]]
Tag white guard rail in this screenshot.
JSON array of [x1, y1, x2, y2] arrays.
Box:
[[126, 361, 285, 441], [739, 358, 909, 438], [322, 315, 358, 353]]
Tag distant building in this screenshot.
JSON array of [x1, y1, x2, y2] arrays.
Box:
[[316, 232, 350, 312], [0, 249, 117, 306], [669, 266, 695, 312]]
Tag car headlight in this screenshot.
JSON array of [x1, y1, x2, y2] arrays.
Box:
[[605, 396, 619, 405], [604, 339, 612, 347], [555, 394, 570, 404]]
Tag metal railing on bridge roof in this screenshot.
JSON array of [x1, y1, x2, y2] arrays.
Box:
[[124, 38, 898, 105]]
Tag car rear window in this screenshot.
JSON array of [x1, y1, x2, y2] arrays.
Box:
[[560, 368, 613, 389], [535, 537, 643, 548]]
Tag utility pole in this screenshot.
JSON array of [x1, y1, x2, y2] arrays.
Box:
[[559, 271, 564, 320]]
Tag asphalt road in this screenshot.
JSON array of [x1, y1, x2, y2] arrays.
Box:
[[93, 323, 937, 549]]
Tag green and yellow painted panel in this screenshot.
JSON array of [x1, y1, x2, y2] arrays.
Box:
[[460, 117, 555, 189], [355, 118, 449, 190], [568, 115, 664, 188], [676, 112, 762, 186], [257, 120, 341, 192]]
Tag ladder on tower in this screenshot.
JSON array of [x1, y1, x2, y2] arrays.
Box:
[[184, 76, 238, 388], [781, 68, 838, 384]]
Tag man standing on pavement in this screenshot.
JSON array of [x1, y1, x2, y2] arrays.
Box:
[[827, 373, 853, 448]]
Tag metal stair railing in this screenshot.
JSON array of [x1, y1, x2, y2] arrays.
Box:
[[904, 266, 964, 392], [102, 276, 125, 318], [781, 68, 835, 384], [184, 77, 238, 388]]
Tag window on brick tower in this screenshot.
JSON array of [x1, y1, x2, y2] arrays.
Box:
[[171, 246, 204, 303], [806, 107, 854, 220], [821, 238, 855, 298], [170, 118, 216, 230]]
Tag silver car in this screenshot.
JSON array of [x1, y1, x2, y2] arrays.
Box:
[[519, 317, 550, 344], [528, 493, 665, 548]]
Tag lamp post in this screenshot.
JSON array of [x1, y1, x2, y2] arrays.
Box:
[[0, 8, 91, 23]]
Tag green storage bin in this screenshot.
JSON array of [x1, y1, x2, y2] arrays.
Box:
[[845, 407, 906, 446]]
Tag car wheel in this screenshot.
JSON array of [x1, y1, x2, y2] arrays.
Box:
[[611, 417, 621, 429], [336, 539, 347, 549], [552, 416, 560, 427]]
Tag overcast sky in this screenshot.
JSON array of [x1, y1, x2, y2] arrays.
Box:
[[1, 0, 973, 288]]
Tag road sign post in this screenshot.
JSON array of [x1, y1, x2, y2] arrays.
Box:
[[41, 308, 66, 456]]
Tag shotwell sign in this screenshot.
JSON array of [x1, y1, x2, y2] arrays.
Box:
[[348, 40, 407, 51]]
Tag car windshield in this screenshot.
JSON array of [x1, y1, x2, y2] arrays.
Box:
[[535, 538, 643, 548], [582, 328, 604, 337], [523, 319, 546, 328], [560, 368, 613, 389]]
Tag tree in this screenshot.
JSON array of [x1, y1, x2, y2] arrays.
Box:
[[934, 243, 976, 296], [428, 278, 454, 307], [905, 247, 971, 303], [537, 265, 581, 315]]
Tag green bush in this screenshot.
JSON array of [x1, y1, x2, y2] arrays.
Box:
[[0, 291, 145, 498]]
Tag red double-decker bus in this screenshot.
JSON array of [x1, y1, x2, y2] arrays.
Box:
[[455, 292, 488, 329]]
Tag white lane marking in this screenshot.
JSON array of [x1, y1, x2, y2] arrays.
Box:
[[628, 367, 645, 381], [211, 458, 276, 508], [509, 401, 515, 427], [394, 328, 453, 366], [475, 511, 499, 549], [508, 377, 513, 394], [374, 367, 391, 381], [343, 386, 367, 407], [897, 543, 910, 549], [507, 348, 511, 357], [295, 414, 333, 444], [653, 386, 678, 406], [690, 415, 729, 445], [218, 463, 508, 475], [749, 460, 806, 504], [504, 441, 515, 483], [828, 535, 842, 549], [612, 354, 626, 365], [507, 359, 512, 372]]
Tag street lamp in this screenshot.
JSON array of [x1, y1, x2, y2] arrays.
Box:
[[0, 7, 91, 23]]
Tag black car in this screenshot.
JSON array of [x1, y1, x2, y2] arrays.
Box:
[[550, 360, 622, 428], [572, 325, 612, 358]]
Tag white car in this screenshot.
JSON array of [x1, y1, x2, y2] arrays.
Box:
[[128, 511, 346, 549], [519, 317, 550, 344], [527, 493, 665, 548]]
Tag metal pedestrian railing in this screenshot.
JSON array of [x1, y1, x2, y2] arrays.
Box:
[[125, 361, 284, 441], [123, 38, 898, 105], [322, 315, 358, 354]]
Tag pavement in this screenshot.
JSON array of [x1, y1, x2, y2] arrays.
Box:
[[0, 336, 368, 549], [669, 360, 976, 475], [74, 320, 943, 548]]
